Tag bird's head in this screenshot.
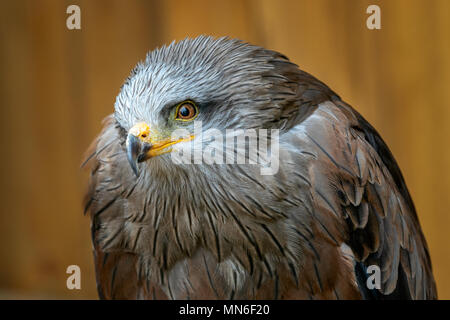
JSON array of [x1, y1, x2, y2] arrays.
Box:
[[113, 36, 312, 176]]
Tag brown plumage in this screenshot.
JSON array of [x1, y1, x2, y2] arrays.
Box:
[[83, 36, 437, 299]]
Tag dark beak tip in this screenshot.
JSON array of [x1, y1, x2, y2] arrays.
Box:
[[131, 161, 139, 177], [126, 134, 142, 178]]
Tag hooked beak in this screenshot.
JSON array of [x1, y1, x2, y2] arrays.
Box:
[[126, 133, 152, 177], [126, 122, 194, 177]]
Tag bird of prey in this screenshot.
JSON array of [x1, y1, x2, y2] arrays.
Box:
[[83, 36, 437, 299]]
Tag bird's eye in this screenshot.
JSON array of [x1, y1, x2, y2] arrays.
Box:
[[175, 101, 198, 121]]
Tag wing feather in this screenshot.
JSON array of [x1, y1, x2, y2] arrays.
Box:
[[299, 100, 437, 299]]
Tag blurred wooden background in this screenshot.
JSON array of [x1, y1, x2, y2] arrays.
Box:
[[0, 0, 449, 299]]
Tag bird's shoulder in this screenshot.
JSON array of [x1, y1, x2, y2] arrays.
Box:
[[283, 100, 437, 299]]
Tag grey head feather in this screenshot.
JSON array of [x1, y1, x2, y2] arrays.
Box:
[[114, 35, 330, 134]]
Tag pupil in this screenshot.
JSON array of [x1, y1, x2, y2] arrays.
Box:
[[180, 106, 190, 117]]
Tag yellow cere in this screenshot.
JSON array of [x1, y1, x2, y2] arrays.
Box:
[[129, 122, 152, 144], [129, 122, 195, 157]]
